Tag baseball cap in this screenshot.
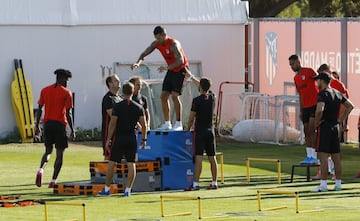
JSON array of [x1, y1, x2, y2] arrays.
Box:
[[313, 72, 331, 82]]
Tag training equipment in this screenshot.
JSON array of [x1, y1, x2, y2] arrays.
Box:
[[290, 163, 320, 182], [257, 190, 323, 213], [89, 161, 161, 192], [11, 59, 34, 143], [44, 202, 86, 221], [215, 81, 255, 136], [138, 130, 194, 190], [0, 195, 43, 208], [160, 195, 228, 219], [228, 92, 303, 144], [246, 158, 281, 184], [53, 182, 124, 196]]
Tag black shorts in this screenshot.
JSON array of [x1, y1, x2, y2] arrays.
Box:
[[316, 124, 340, 154], [162, 68, 186, 95], [302, 105, 316, 124], [110, 134, 137, 163], [44, 120, 68, 149], [194, 129, 216, 156]]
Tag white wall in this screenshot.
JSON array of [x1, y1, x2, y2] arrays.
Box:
[[0, 24, 245, 136]]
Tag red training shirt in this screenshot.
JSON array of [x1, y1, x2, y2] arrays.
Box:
[[38, 83, 73, 126], [293, 67, 319, 108], [330, 78, 349, 98], [156, 37, 188, 72]]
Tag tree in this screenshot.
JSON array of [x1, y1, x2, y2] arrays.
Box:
[[247, 0, 360, 17]]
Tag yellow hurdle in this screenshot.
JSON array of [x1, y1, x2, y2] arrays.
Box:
[[160, 195, 199, 218], [44, 202, 86, 221], [257, 190, 324, 213], [204, 152, 225, 183], [246, 158, 281, 184], [160, 195, 229, 219]]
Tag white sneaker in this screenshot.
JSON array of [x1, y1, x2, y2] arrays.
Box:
[[172, 122, 183, 131], [310, 186, 328, 192], [158, 122, 172, 130]]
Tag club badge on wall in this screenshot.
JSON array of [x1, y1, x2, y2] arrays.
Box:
[[265, 32, 278, 86]]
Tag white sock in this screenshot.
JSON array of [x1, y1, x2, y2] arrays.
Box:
[[306, 147, 312, 158], [335, 179, 342, 187], [312, 149, 317, 159], [211, 181, 217, 186], [320, 180, 327, 188], [51, 179, 56, 183], [105, 185, 110, 192], [125, 187, 131, 193], [38, 168, 44, 173], [193, 181, 199, 187]]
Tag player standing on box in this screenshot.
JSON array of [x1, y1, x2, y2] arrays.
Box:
[[131, 26, 189, 131], [184, 72, 218, 191], [289, 55, 319, 166], [101, 74, 122, 160], [35, 69, 75, 188], [311, 72, 354, 192], [98, 82, 147, 197]]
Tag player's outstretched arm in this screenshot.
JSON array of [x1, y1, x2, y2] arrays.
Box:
[[184, 68, 200, 87], [131, 41, 157, 70]]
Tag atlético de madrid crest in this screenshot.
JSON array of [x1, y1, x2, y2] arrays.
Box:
[[265, 32, 278, 86]]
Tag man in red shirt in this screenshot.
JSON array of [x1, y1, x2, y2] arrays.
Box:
[[132, 26, 188, 131], [289, 55, 319, 165], [35, 69, 75, 188]]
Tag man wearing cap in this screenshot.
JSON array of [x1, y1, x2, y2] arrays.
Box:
[[317, 64, 350, 179], [35, 69, 75, 188], [311, 72, 354, 192]]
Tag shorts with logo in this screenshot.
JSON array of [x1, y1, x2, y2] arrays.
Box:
[[301, 105, 316, 124], [162, 68, 186, 95], [44, 120, 68, 149], [194, 128, 216, 156], [110, 134, 137, 163], [316, 124, 340, 154]]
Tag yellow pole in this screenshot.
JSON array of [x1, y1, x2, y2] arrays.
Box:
[[247, 158, 279, 162], [246, 158, 250, 183], [82, 203, 86, 221], [295, 192, 299, 213], [160, 196, 164, 217], [257, 191, 261, 211], [277, 160, 281, 184], [258, 190, 295, 194], [44, 203, 48, 221], [198, 197, 202, 219]]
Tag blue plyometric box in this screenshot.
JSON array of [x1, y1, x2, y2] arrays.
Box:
[[137, 130, 194, 161], [161, 159, 194, 190], [137, 130, 163, 161]]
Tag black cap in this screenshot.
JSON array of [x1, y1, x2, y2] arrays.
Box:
[[313, 72, 331, 82]]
